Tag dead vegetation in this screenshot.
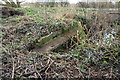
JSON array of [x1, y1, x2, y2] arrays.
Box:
[[0, 6, 24, 18], [1, 7, 120, 79]]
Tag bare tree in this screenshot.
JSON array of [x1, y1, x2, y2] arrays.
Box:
[[0, 0, 22, 8]]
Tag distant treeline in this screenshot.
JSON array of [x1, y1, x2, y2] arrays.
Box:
[[25, 2, 70, 7], [22, 2, 120, 8], [76, 2, 120, 8]]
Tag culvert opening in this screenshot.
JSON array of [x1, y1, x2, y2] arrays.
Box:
[[51, 37, 78, 53]]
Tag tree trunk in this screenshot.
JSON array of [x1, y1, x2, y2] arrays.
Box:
[[1, 0, 21, 8], [16, 0, 21, 8], [1, 0, 11, 7], [9, 0, 17, 7]]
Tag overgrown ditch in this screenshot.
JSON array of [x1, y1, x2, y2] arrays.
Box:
[[1, 9, 120, 78], [52, 12, 120, 53]]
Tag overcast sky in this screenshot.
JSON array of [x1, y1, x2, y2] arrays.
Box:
[[0, 0, 119, 4]]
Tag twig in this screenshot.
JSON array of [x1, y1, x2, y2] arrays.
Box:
[[112, 72, 119, 80], [34, 59, 43, 80], [45, 58, 54, 74], [99, 66, 110, 71], [15, 65, 22, 70], [74, 66, 84, 78], [22, 71, 36, 76], [51, 69, 59, 78], [88, 68, 91, 79], [110, 67, 113, 78], [12, 57, 15, 79]]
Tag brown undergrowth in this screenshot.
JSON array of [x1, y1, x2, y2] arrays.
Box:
[[1, 7, 120, 79]]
